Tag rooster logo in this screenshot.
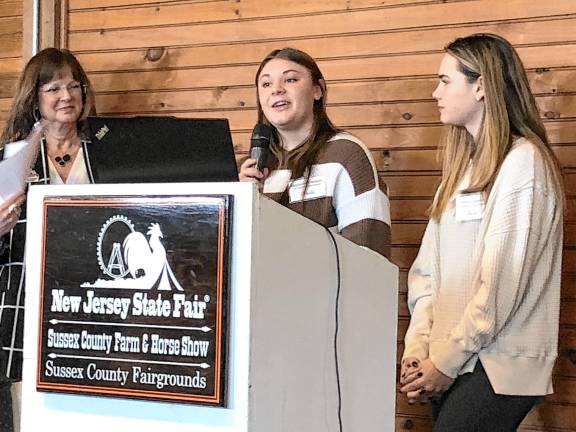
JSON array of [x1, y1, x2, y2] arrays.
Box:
[[123, 223, 183, 291], [84, 215, 184, 290]]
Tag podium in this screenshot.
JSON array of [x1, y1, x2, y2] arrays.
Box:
[[22, 182, 398, 431]]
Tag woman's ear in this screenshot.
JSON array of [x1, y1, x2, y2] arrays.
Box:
[[314, 78, 325, 101], [475, 76, 485, 102]]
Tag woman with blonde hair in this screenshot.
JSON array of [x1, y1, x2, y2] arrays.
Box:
[[400, 34, 563, 431], [0, 47, 96, 431]]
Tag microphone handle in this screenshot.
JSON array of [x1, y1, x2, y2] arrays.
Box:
[[250, 147, 268, 172]]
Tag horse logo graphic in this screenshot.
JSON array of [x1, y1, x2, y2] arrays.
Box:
[[83, 215, 183, 290]]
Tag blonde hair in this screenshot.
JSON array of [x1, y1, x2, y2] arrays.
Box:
[[430, 34, 564, 219]]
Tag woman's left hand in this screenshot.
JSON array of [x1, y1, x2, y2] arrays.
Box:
[[400, 358, 454, 402]]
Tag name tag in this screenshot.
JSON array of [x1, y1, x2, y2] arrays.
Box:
[[455, 192, 484, 221], [289, 176, 327, 203]]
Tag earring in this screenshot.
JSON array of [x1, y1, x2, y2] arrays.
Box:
[[33, 106, 41, 122]]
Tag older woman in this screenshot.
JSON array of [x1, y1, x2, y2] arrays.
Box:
[[0, 47, 96, 431]]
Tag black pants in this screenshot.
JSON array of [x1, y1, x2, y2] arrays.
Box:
[[432, 362, 543, 432], [0, 381, 12, 432]]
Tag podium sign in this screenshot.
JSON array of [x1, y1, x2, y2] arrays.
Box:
[[36, 195, 232, 406]]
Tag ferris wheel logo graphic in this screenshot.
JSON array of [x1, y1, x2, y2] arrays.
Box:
[[89, 215, 183, 291]]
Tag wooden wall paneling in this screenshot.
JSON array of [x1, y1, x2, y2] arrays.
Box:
[[65, 0, 576, 51]]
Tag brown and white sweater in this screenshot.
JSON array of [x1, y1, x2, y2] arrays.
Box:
[[262, 132, 391, 258]]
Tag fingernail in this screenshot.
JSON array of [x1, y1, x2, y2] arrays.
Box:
[[417, 372, 423, 377]]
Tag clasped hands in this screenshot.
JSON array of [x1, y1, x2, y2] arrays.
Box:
[[400, 357, 454, 404]]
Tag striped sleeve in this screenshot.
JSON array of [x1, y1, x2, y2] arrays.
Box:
[[327, 134, 391, 258]]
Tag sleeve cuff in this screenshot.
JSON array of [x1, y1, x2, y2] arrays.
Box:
[[402, 343, 429, 362], [429, 339, 474, 379]]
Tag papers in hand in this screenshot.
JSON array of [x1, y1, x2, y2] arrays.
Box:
[[0, 124, 43, 203]]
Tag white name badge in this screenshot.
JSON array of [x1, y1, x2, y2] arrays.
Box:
[[455, 192, 484, 221], [289, 176, 327, 203]]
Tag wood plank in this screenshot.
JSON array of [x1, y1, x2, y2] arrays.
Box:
[[0, 97, 13, 117], [564, 224, 576, 245], [230, 125, 446, 153], [69, 0, 458, 30], [0, 57, 23, 74], [392, 222, 427, 245], [0, 73, 18, 99], [383, 174, 440, 198], [560, 299, 576, 327], [68, 0, 442, 12], [67, 0, 576, 51], [374, 148, 440, 172], [94, 99, 576, 144], [562, 249, 576, 274], [391, 199, 431, 221], [561, 274, 576, 300], [0, 0, 22, 17], [226, 121, 576, 155], [522, 402, 576, 430], [93, 69, 576, 118], [391, 246, 418, 269], [395, 415, 433, 432], [555, 327, 576, 378], [0, 16, 22, 59], [565, 173, 576, 196], [374, 144, 576, 172], [548, 377, 576, 405], [69, 0, 217, 10], [399, 292, 409, 317]]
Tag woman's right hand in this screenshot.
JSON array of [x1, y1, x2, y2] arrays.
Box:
[[0, 193, 25, 237], [400, 357, 422, 386], [239, 158, 269, 189]]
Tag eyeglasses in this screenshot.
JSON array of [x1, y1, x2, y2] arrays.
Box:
[[40, 82, 86, 96]]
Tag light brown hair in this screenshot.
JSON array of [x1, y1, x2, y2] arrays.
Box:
[[430, 33, 564, 219], [0, 48, 95, 148]]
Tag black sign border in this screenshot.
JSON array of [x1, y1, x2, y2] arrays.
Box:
[[35, 194, 233, 407]]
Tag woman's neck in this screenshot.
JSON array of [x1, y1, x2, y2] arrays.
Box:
[[44, 123, 79, 152], [277, 121, 314, 151]]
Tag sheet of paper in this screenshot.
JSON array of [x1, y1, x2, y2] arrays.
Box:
[[0, 137, 40, 203]]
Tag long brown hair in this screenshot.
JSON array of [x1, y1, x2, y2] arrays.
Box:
[[0, 48, 95, 147], [255, 47, 340, 179], [430, 33, 564, 219]]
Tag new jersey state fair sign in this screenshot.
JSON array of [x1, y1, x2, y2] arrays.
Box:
[[37, 195, 232, 406]]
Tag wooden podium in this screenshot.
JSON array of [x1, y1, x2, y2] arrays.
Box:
[[22, 182, 398, 431]]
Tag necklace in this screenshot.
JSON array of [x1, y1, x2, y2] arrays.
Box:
[[54, 154, 72, 166]]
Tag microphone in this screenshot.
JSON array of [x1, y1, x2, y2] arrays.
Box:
[[249, 123, 272, 172]]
